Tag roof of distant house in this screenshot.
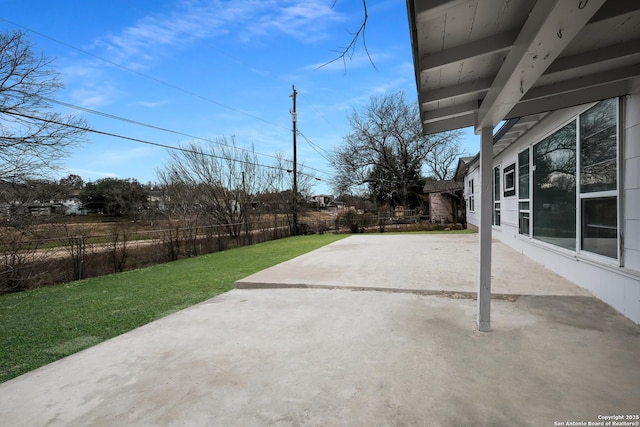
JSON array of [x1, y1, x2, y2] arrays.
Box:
[[423, 180, 464, 194]]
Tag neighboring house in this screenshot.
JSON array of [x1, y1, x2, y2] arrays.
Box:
[[454, 157, 474, 183], [407, 0, 640, 326], [26, 202, 63, 216], [309, 195, 332, 208], [0, 196, 87, 217], [422, 180, 464, 224], [62, 199, 87, 216]]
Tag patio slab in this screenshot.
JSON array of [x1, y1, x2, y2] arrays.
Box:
[[1, 234, 637, 426], [0, 288, 638, 426], [236, 234, 591, 297]]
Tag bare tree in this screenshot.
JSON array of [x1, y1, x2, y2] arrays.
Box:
[[331, 91, 461, 208], [157, 136, 266, 241], [0, 30, 87, 182], [153, 177, 195, 259], [0, 212, 44, 293], [109, 223, 129, 273], [424, 140, 465, 180]]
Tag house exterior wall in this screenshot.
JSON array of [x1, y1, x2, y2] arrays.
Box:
[[465, 163, 480, 228], [625, 80, 640, 274], [429, 193, 453, 221], [466, 92, 640, 324]]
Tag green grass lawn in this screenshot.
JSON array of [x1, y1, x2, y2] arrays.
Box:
[[0, 233, 346, 384]]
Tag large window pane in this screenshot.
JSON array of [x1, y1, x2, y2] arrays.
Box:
[[533, 121, 576, 250], [580, 98, 617, 193], [582, 197, 617, 258], [518, 148, 530, 236], [494, 167, 500, 201], [493, 166, 500, 226], [519, 202, 530, 236], [518, 149, 529, 199], [579, 98, 618, 259]]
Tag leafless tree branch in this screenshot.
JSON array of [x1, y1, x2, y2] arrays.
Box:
[[315, 0, 376, 73], [0, 30, 86, 182]]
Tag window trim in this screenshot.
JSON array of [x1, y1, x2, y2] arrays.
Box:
[[575, 97, 621, 264], [493, 166, 501, 227], [617, 97, 624, 267], [503, 163, 516, 197], [517, 148, 530, 236], [467, 178, 475, 212], [526, 98, 620, 263]]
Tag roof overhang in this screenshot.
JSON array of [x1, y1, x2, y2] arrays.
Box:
[[407, 0, 640, 136]]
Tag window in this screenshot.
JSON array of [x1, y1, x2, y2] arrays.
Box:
[[533, 121, 577, 251], [518, 149, 530, 236], [527, 97, 619, 259], [503, 164, 516, 197], [493, 166, 501, 226], [579, 98, 618, 258], [582, 198, 617, 258], [468, 179, 475, 212]]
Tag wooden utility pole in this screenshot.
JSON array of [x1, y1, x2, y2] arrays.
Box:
[[290, 85, 299, 235]]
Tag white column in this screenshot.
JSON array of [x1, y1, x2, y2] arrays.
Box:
[[477, 126, 493, 332]]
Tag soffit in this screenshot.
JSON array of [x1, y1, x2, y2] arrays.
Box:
[[407, 0, 640, 141]]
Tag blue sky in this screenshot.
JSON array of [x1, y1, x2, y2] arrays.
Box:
[[1, 0, 478, 194]]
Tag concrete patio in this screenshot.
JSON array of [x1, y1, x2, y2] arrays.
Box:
[[236, 234, 592, 296], [0, 234, 638, 426]]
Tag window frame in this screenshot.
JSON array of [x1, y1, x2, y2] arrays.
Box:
[[467, 178, 475, 212], [493, 166, 501, 226], [518, 148, 530, 236], [532, 119, 577, 251], [525, 97, 620, 264], [576, 97, 621, 263], [503, 163, 516, 197]]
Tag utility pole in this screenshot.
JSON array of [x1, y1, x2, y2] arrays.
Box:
[[290, 85, 299, 236]]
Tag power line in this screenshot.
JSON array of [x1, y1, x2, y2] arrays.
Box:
[[3, 88, 334, 178], [297, 130, 333, 164], [0, 17, 290, 132], [4, 110, 325, 181], [45, 96, 334, 178], [41, 95, 283, 162], [0, 18, 336, 179]]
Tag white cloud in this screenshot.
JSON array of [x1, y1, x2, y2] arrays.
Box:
[[92, 1, 344, 67], [55, 1, 352, 110], [67, 84, 117, 108], [135, 100, 170, 108], [58, 61, 119, 108], [65, 168, 118, 180], [100, 146, 153, 164], [248, 2, 344, 42]]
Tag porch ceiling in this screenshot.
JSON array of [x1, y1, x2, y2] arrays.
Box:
[[407, 0, 640, 136]]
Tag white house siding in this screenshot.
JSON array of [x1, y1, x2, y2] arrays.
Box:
[[465, 163, 480, 229], [625, 81, 640, 273], [466, 93, 640, 324]]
